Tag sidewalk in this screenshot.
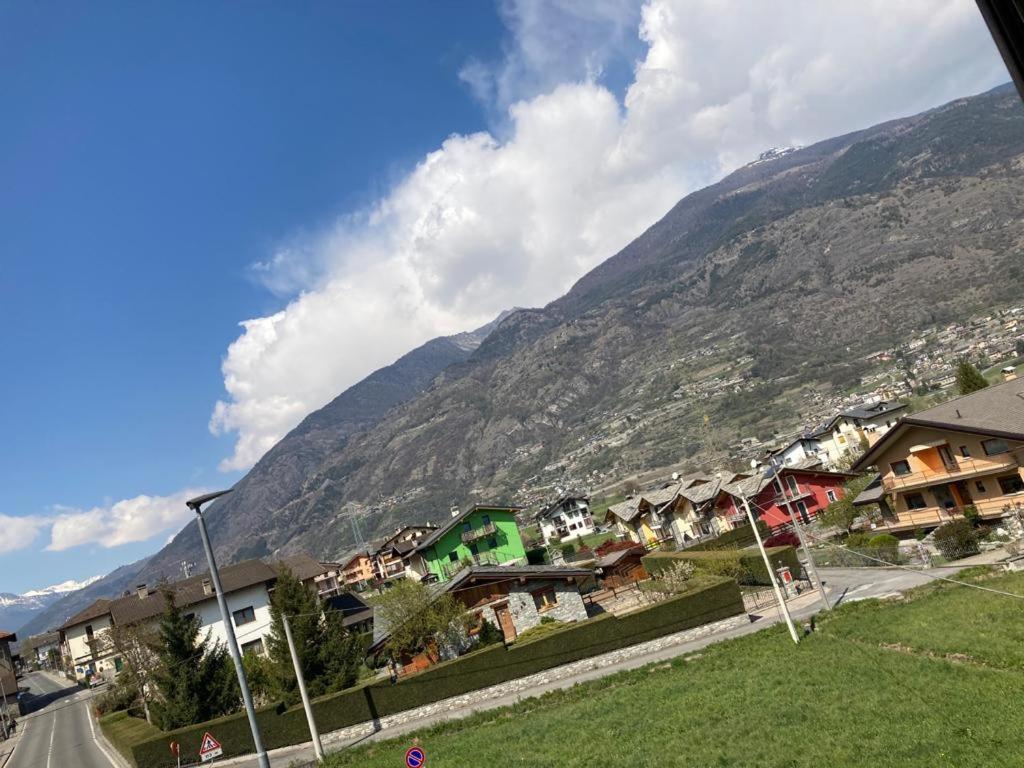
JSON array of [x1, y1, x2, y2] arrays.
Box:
[[0, 718, 25, 768]]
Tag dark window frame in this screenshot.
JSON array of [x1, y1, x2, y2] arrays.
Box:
[[905, 493, 928, 510], [890, 459, 912, 476], [232, 606, 256, 626]]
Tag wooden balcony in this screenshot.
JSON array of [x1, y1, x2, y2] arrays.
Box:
[[461, 521, 497, 544], [771, 484, 814, 506], [883, 455, 1019, 492], [876, 496, 1024, 532]]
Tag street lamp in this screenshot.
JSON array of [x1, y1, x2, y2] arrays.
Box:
[[186, 490, 270, 768]]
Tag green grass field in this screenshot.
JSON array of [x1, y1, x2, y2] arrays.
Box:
[[323, 569, 1024, 768]]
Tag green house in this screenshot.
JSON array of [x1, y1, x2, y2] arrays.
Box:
[[411, 504, 527, 582]]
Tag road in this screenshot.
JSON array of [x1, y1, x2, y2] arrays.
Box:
[[7, 672, 118, 768]]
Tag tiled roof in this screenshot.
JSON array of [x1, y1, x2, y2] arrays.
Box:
[[852, 476, 885, 506], [0, 630, 15, 642], [854, 379, 1024, 471], [58, 598, 113, 632], [605, 498, 643, 522], [535, 495, 589, 521], [280, 553, 329, 582]]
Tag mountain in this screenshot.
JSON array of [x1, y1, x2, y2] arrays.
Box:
[[0, 576, 102, 633], [52, 83, 1024, 610]]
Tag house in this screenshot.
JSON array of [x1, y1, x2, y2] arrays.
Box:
[[535, 495, 594, 543], [604, 491, 674, 546], [371, 525, 438, 583], [339, 551, 375, 589], [596, 545, 648, 587], [0, 630, 18, 718], [58, 556, 327, 684], [408, 505, 527, 582], [851, 378, 1024, 534], [23, 631, 61, 669], [812, 400, 908, 467], [368, 565, 591, 671], [768, 435, 827, 468], [324, 592, 374, 635], [313, 562, 343, 597], [712, 465, 853, 530]]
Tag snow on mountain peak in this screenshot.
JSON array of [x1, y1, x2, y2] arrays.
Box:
[[21, 575, 103, 598]]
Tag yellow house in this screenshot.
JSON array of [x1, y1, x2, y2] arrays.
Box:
[[852, 379, 1024, 533], [605, 494, 668, 545]]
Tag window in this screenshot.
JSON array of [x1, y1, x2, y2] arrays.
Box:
[[481, 514, 491, 526], [905, 493, 928, 510], [462, 522, 472, 533], [448, 551, 459, 562], [468, 543, 478, 555], [241, 639, 264, 656], [837, 434, 846, 444], [975, 480, 986, 493], [232, 606, 256, 626], [532, 586, 558, 612], [826, 489, 837, 503], [795, 500, 810, 524], [959, 445, 971, 459], [890, 460, 912, 476], [487, 536, 497, 549], [982, 438, 1010, 456], [786, 475, 799, 493], [998, 475, 1024, 495], [85, 625, 94, 639]]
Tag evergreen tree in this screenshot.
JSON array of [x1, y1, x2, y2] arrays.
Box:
[[956, 360, 989, 395], [148, 590, 239, 729], [265, 567, 362, 705]]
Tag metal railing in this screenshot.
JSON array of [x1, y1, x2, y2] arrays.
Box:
[[772, 483, 813, 506], [883, 455, 1019, 492], [460, 521, 497, 543]]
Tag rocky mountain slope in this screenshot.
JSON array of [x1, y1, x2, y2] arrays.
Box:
[[1, 576, 101, 635], [35, 83, 1024, 617]]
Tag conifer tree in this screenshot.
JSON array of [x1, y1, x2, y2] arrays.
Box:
[[956, 360, 989, 395]]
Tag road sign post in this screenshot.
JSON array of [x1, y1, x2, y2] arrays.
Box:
[[199, 732, 223, 763], [170, 740, 181, 768]]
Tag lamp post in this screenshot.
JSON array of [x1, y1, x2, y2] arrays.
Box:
[[186, 490, 270, 768]]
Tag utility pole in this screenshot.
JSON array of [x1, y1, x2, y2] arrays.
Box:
[[0, 670, 9, 738], [282, 615, 325, 763], [769, 463, 831, 611], [740, 494, 800, 644], [187, 490, 271, 768]]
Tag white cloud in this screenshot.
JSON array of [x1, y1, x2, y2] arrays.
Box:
[[212, 0, 1008, 471], [45, 489, 208, 552], [0, 514, 48, 554]]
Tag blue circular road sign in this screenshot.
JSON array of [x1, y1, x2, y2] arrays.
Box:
[[405, 746, 426, 767]]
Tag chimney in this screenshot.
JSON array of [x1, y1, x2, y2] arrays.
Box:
[[136, 584, 147, 599], [202, 578, 213, 596], [450, 505, 460, 518]]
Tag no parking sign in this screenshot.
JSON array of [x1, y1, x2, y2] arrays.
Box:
[[405, 746, 426, 767]]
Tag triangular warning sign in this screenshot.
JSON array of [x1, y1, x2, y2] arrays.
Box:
[[199, 732, 223, 760]]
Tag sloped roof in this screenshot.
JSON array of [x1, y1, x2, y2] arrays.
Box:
[[378, 524, 439, 551], [280, 553, 329, 582], [0, 630, 15, 642], [852, 475, 885, 507], [812, 400, 908, 436], [414, 504, 523, 552], [596, 546, 645, 569], [605, 497, 643, 522], [535, 495, 590, 521], [853, 378, 1024, 472], [58, 598, 113, 632], [108, 559, 278, 627], [23, 631, 59, 650]]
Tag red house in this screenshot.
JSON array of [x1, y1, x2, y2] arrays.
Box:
[[713, 467, 854, 530]]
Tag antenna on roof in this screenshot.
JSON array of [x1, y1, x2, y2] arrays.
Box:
[[181, 560, 196, 579]]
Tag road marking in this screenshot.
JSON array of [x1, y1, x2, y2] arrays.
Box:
[[83, 694, 120, 767], [46, 709, 57, 768]]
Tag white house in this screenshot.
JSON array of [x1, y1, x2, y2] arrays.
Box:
[[58, 556, 326, 683], [535, 496, 594, 543]]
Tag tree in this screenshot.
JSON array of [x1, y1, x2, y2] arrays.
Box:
[[100, 620, 159, 722], [375, 579, 469, 662], [265, 567, 362, 705], [148, 590, 239, 730], [819, 475, 874, 534], [956, 360, 989, 395], [1016, 338, 1024, 357]]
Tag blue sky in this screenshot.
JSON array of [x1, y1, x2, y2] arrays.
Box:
[[0, 1, 1007, 594]]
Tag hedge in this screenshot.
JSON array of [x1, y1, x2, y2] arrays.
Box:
[[121, 578, 744, 767], [687, 521, 771, 551], [642, 546, 801, 586]]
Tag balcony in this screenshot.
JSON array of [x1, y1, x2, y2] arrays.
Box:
[[772, 483, 814, 506], [460, 521, 497, 544], [883, 455, 1020, 493], [440, 551, 516, 580], [877, 496, 1024, 532]]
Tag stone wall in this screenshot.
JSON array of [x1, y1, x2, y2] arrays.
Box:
[[500, 579, 588, 636]]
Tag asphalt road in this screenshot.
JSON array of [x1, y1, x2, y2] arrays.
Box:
[[7, 672, 118, 768]]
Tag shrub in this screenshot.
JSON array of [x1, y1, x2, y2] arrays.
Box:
[[642, 547, 800, 586], [913, 527, 928, 541], [845, 532, 873, 549], [963, 504, 980, 527], [122, 579, 745, 768], [867, 534, 900, 565], [660, 560, 697, 592], [933, 520, 979, 560], [94, 681, 140, 716], [525, 547, 548, 565], [763, 532, 800, 549], [476, 620, 503, 648], [561, 543, 577, 557]]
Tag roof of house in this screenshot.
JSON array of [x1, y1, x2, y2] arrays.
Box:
[[107, 559, 279, 627], [22, 631, 59, 650], [0, 630, 15, 643], [605, 497, 644, 522], [280, 553, 330, 582], [414, 504, 523, 553], [58, 598, 114, 632], [378, 524, 439, 551], [852, 378, 1024, 471], [811, 400, 908, 436], [852, 475, 885, 507], [325, 592, 374, 629], [596, 546, 645, 569], [535, 495, 590, 521]]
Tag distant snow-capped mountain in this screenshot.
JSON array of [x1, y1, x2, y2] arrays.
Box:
[[0, 575, 103, 634]]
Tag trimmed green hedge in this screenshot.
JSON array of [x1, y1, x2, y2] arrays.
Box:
[[123, 578, 744, 767], [686, 522, 771, 551], [98, 711, 163, 761], [642, 546, 801, 586]]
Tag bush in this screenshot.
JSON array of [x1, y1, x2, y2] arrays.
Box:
[[475, 619, 503, 647], [963, 504, 980, 527], [525, 547, 548, 565], [560, 543, 576, 557], [867, 534, 900, 565], [845, 532, 874, 548], [934, 520, 979, 560], [94, 681, 140, 716], [763, 532, 800, 549], [914, 528, 928, 541], [642, 547, 801, 586], [122, 579, 745, 768]]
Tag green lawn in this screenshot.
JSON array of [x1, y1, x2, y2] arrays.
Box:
[[324, 569, 1024, 768]]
